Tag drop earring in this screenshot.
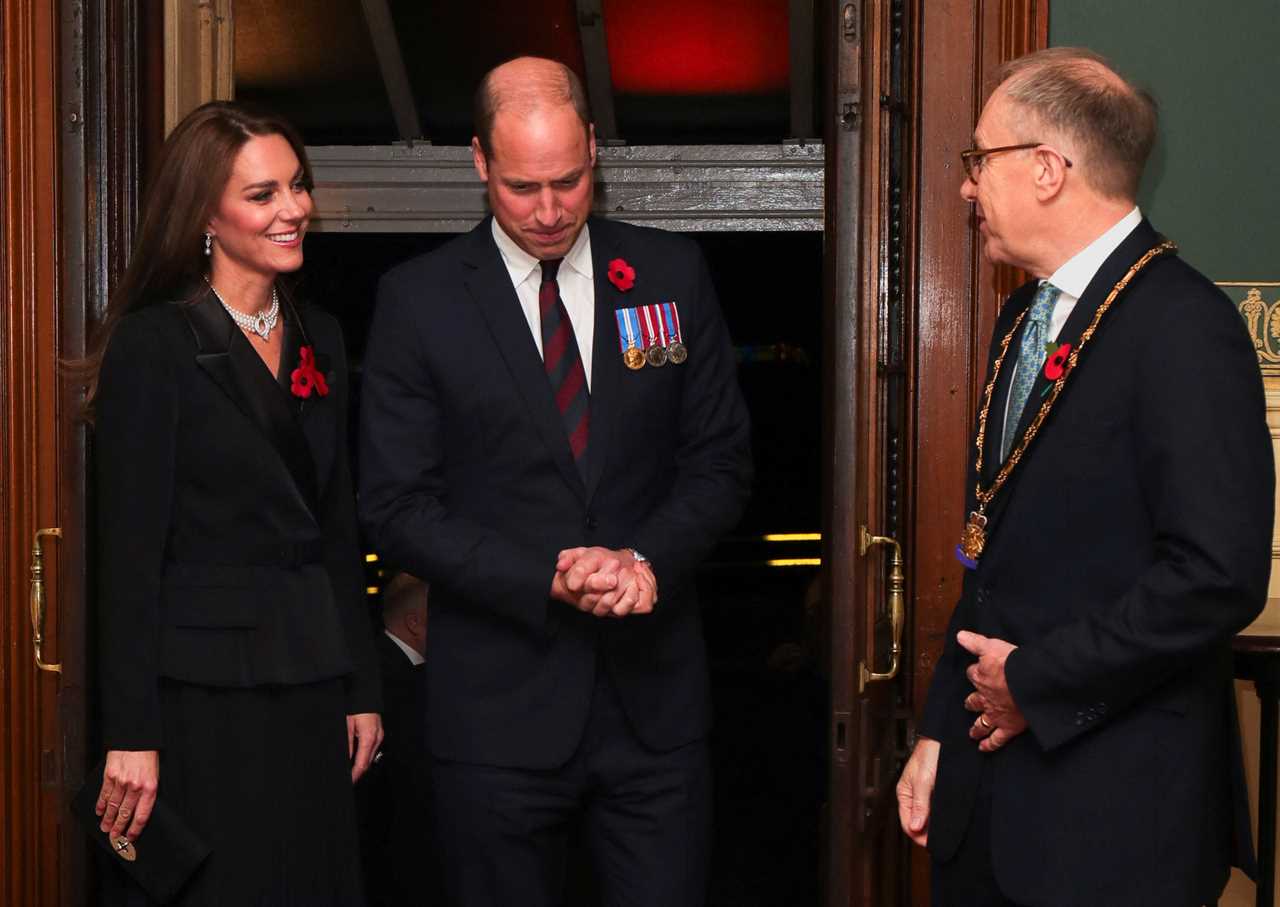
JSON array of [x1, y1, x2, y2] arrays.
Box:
[[204, 233, 212, 256]]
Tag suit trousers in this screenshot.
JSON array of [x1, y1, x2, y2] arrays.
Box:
[[931, 759, 1025, 907], [430, 662, 712, 907]]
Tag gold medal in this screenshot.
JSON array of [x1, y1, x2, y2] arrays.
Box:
[[667, 341, 688, 364], [958, 511, 988, 566], [646, 344, 668, 367], [624, 346, 646, 370]]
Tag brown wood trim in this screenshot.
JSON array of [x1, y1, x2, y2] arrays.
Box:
[[1, 0, 65, 904], [907, 1, 1047, 903]]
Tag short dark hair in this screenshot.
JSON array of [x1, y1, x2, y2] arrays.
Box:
[[998, 47, 1157, 200], [473, 57, 592, 158], [382, 572, 428, 624]]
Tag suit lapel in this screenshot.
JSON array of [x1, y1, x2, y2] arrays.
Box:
[[287, 298, 338, 497], [184, 289, 320, 515], [584, 218, 624, 505], [1004, 219, 1164, 454], [463, 220, 585, 498]]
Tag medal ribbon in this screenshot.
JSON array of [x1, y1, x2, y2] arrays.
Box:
[[639, 305, 657, 348], [662, 303, 680, 345], [651, 305, 669, 347], [616, 308, 638, 352]]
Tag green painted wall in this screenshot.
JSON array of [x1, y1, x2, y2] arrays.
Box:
[[1050, 0, 1279, 281]]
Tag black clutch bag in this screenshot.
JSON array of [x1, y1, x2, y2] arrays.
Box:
[[73, 758, 211, 903]]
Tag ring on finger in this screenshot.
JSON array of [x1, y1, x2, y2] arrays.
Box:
[[978, 715, 992, 730]]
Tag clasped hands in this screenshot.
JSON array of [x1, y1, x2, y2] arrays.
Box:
[[958, 630, 1028, 752], [551, 547, 657, 618]]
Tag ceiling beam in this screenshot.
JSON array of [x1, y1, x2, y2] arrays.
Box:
[[575, 0, 621, 143], [358, 0, 424, 143], [789, 0, 816, 139]]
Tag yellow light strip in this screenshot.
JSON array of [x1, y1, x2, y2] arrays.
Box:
[[767, 558, 822, 567], [763, 533, 821, 542], [364, 553, 379, 563], [366, 586, 380, 595]]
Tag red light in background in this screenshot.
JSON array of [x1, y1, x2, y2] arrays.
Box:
[[603, 0, 790, 94]]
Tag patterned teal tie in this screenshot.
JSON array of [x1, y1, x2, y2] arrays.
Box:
[[1001, 282, 1062, 461]]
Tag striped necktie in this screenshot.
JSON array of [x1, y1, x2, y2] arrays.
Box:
[[1001, 282, 1062, 461], [539, 259, 590, 466]]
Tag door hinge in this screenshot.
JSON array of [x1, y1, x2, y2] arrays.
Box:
[[840, 100, 861, 131], [842, 2, 858, 42]]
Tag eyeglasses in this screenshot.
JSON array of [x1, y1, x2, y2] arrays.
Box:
[[959, 143, 1073, 182]]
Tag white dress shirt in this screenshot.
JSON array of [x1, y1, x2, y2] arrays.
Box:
[[491, 218, 596, 390], [1002, 206, 1143, 443], [384, 628, 424, 666]]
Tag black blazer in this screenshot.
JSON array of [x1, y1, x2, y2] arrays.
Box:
[[95, 289, 380, 750], [358, 216, 752, 769], [921, 220, 1274, 906]]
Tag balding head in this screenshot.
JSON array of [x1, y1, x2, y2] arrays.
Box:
[[996, 47, 1157, 201], [474, 57, 592, 159]]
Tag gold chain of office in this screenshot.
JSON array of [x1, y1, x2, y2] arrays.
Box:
[[957, 240, 1179, 566]]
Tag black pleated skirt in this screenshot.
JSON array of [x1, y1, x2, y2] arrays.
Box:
[[101, 678, 365, 907]]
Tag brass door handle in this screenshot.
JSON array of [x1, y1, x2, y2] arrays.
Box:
[[858, 526, 904, 692], [30, 527, 62, 673]]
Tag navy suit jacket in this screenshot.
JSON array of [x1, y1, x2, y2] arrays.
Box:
[[921, 220, 1273, 906], [358, 216, 752, 769]]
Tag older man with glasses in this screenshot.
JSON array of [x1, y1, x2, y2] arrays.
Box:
[[897, 47, 1272, 906]]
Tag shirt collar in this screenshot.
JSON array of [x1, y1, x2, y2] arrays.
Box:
[[1046, 206, 1142, 299], [384, 628, 424, 666], [491, 218, 594, 286]]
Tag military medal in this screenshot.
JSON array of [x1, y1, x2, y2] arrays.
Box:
[[615, 308, 646, 370], [640, 305, 668, 367], [954, 240, 1176, 571], [663, 302, 688, 364]]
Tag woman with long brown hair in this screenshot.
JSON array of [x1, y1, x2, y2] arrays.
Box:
[[87, 100, 382, 904]]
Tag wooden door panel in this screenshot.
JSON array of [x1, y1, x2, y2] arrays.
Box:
[[824, 0, 1048, 904]]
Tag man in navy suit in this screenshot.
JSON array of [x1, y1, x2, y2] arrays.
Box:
[[359, 56, 752, 906], [897, 48, 1273, 906]]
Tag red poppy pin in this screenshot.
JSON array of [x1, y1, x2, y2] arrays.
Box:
[[1043, 343, 1072, 381], [607, 258, 636, 292], [291, 345, 330, 399]]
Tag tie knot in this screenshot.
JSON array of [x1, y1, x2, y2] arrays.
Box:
[[540, 258, 563, 283], [1029, 282, 1061, 324]]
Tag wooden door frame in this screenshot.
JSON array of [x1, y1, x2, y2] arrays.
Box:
[[2, 1, 67, 903], [906, 0, 1046, 902], [822, 0, 1047, 904], [2, 1, 152, 904]]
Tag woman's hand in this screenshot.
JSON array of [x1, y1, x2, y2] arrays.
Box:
[[347, 712, 384, 783], [96, 750, 159, 842]]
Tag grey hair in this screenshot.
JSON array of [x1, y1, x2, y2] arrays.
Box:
[[997, 47, 1157, 200]]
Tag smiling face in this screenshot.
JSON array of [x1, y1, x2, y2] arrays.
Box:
[[472, 103, 596, 261], [960, 89, 1041, 272], [207, 133, 312, 284]]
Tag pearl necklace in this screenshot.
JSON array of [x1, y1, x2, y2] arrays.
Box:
[[210, 284, 280, 341]]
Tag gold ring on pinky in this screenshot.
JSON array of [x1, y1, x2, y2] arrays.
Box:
[[978, 716, 992, 730]]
